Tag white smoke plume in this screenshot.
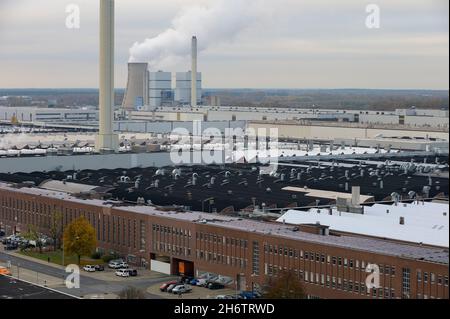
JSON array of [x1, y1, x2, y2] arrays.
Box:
[[129, 0, 262, 69]]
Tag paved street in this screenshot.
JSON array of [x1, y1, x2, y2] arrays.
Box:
[[0, 249, 174, 299]]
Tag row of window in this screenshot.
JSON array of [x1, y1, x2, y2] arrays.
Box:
[[267, 266, 397, 299], [264, 244, 397, 276], [153, 241, 191, 257], [153, 224, 192, 238], [417, 270, 448, 286], [196, 249, 248, 269], [196, 232, 248, 248]]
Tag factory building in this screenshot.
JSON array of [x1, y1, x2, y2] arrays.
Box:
[[149, 71, 173, 108], [122, 36, 202, 109], [122, 67, 203, 110], [0, 179, 448, 299], [174, 72, 202, 106], [0, 106, 98, 123]]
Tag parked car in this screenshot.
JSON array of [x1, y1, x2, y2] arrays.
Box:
[[109, 261, 127, 269], [215, 295, 236, 299], [239, 291, 260, 299], [5, 243, 18, 251], [115, 269, 130, 277], [167, 283, 183, 293], [207, 282, 225, 290], [94, 265, 105, 271], [2, 238, 10, 245], [172, 285, 192, 295], [181, 276, 194, 284], [83, 265, 96, 272], [190, 278, 199, 286], [127, 269, 137, 276], [108, 261, 120, 269], [0, 230, 5, 237], [195, 278, 208, 287], [160, 281, 178, 292]]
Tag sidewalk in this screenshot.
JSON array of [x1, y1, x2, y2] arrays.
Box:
[[3, 249, 66, 270], [1, 246, 170, 283]]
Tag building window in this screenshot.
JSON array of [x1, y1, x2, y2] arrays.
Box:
[[252, 241, 260, 275], [402, 268, 411, 299], [431, 273, 436, 284]]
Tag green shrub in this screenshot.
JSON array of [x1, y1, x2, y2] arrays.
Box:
[[91, 251, 103, 260], [102, 255, 115, 263]]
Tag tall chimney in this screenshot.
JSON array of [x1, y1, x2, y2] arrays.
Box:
[[96, 0, 118, 152], [191, 36, 198, 107]]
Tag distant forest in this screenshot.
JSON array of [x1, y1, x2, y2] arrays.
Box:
[[205, 89, 449, 111], [0, 88, 448, 111]]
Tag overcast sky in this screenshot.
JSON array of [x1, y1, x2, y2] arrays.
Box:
[[0, 0, 448, 89]]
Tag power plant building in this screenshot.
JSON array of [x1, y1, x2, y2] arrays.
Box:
[[149, 71, 173, 108], [174, 71, 202, 106]]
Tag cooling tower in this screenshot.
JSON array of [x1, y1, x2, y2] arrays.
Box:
[[95, 0, 118, 152], [122, 62, 149, 111]]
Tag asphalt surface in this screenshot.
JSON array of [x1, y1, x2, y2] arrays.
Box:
[[0, 251, 171, 299], [0, 275, 74, 299]]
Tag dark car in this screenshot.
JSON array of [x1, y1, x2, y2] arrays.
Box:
[[0, 230, 5, 237], [181, 276, 194, 284], [127, 269, 138, 277], [240, 291, 261, 299], [5, 243, 18, 251], [207, 282, 225, 290], [2, 238, 10, 245], [94, 265, 105, 271]]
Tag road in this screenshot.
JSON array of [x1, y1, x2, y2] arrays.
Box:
[[0, 251, 172, 299]]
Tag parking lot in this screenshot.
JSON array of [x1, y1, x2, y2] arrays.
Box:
[[0, 234, 257, 299], [147, 281, 238, 299]]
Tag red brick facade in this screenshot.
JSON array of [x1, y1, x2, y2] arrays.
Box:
[[0, 186, 448, 299]]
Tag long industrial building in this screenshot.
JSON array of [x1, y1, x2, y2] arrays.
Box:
[[0, 179, 448, 299], [0, 155, 448, 299]]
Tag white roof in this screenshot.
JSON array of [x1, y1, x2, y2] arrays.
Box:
[[277, 202, 449, 247], [39, 180, 98, 194]]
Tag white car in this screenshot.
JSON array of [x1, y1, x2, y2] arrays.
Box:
[[83, 265, 96, 272], [196, 278, 208, 287], [115, 269, 130, 277], [109, 260, 129, 269], [172, 285, 192, 294]]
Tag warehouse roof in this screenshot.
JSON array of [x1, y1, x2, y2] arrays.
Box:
[[0, 181, 447, 264], [276, 202, 449, 247]]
